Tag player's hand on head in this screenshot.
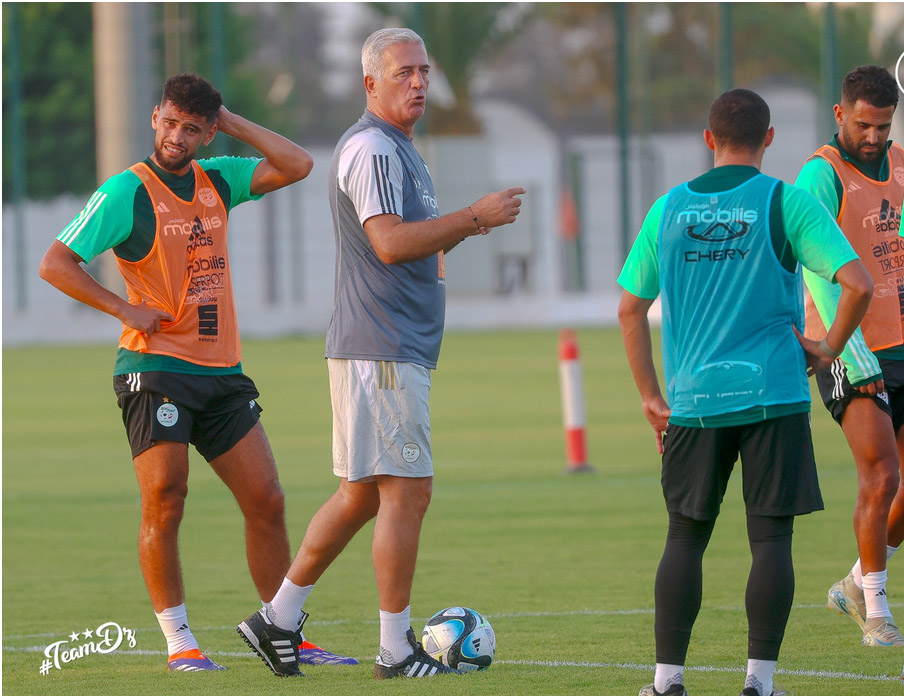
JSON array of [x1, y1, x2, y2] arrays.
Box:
[[470, 187, 527, 230], [214, 105, 234, 136]]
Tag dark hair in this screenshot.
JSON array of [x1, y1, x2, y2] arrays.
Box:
[[160, 74, 222, 122], [708, 88, 771, 151], [841, 65, 899, 109]]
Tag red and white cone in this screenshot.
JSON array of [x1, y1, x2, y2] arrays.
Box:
[[559, 329, 592, 473]]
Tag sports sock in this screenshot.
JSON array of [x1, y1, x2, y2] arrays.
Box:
[[155, 604, 199, 657], [744, 658, 776, 696], [850, 558, 863, 587], [379, 605, 413, 665], [268, 577, 314, 631], [851, 546, 897, 588], [653, 663, 684, 693], [862, 569, 891, 619]]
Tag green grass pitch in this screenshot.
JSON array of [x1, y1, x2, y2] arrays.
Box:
[[3, 328, 903, 694]]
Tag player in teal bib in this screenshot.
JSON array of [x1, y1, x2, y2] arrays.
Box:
[[618, 89, 872, 696], [620, 166, 863, 428], [659, 174, 806, 421]]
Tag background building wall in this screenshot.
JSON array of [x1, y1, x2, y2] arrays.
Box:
[[2, 85, 828, 346]]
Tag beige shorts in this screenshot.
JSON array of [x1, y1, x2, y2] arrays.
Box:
[[327, 358, 433, 482]]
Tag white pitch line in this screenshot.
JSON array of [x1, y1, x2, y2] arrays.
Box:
[[6, 646, 899, 683], [11, 601, 900, 641], [500, 660, 900, 683], [7, 605, 903, 684]]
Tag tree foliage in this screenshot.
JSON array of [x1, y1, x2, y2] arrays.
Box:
[[1, 3, 350, 200], [371, 2, 530, 133], [3, 3, 96, 200], [3, 2, 898, 201], [481, 2, 883, 136]]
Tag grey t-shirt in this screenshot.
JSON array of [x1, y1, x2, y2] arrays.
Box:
[[325, 111, 446, 369]]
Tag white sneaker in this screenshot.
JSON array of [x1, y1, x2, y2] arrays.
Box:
[[827, 574, 866, 629], [862, 617, 904, 647]]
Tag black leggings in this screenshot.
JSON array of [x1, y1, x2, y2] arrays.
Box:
[[654, 511, 795, 664]]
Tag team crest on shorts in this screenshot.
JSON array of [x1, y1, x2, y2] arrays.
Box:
[[156, 403, 179, 427], [401, 442, 421, 463]]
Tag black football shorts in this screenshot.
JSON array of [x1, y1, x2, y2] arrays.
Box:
[[660, 412, 823, 521], [113, 371, 262, 461]]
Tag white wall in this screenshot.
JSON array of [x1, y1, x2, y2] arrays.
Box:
[[2, 86, 830, 346]]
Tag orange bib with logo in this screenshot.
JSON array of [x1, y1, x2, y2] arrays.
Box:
[[804, 143, 904, 350], [116, 161, 241, 367]]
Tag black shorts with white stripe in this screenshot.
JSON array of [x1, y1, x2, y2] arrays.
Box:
[[813, 356, 904, 430], [113, 371, 262, 461]]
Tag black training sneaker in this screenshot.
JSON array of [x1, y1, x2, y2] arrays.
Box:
[[237, 608, 305, 677], [639, 684, 688, 696], [373, 628, 461, 679], [741, 687, 792, 696]]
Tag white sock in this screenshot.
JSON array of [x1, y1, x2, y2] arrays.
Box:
[[745, 658, 776, 696], [851, 558, 863, 588], [379, 606, 413, 665], [155, 604, 199, 657], [268, 577, 314, 631], [851, 546, 897, 588], [653, 663, 684, 693], [863, 569, 892, 619]]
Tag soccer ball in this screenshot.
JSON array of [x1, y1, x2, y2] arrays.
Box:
[[421, 606, 495, 671]]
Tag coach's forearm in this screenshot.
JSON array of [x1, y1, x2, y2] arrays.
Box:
[[365, 209, 482, 265], [365, 187, 525, 264]]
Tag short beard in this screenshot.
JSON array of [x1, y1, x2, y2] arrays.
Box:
[[840, 124, 882, 164], [153, 144, 194, 173], [853, 144, 882, 163]]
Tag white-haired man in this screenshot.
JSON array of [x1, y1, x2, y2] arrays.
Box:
[[238, 27, 525, 678]]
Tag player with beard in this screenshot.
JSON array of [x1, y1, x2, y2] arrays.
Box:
[[39, 73, 355, 672], [798, 64, 904, 647]]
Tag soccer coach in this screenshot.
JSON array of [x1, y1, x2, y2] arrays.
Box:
[[239, 27, 525, 678]]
